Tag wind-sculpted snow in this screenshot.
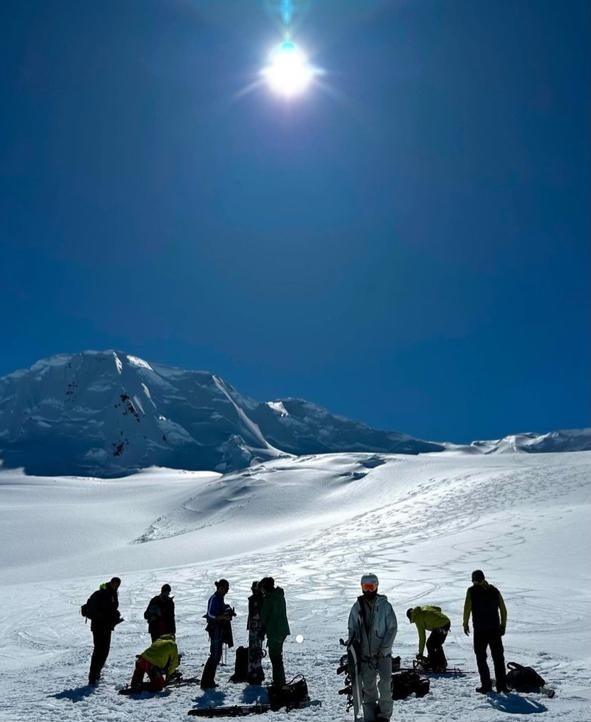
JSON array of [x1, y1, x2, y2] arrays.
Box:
[[0, 452, 590, 722]]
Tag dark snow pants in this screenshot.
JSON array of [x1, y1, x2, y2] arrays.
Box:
[[89, 627, 112, 682], [426, 621, 450, 670], [473, 628, 506, 689], [201, 627, 224, 689], [267, 638, 286, 686]]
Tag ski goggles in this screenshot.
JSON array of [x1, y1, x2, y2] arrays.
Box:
[[361, 582, 378, 593]]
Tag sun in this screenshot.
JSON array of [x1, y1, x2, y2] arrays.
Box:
[[262, 40, 316, 98]]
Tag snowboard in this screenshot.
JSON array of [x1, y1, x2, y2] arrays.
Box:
[[188, 700, 319, 717], [118, 675, 200, 695]]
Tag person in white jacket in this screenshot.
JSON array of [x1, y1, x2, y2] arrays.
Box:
[[347, 573, 398, 722]]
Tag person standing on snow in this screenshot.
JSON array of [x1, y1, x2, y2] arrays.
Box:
[[200, 579, 235, 690], [84, 576, 123, 685], [406, 605, 451, 671], [144, 583, 176, 641], [348, 573, 397, 722], [259, 577, 290, 686], [463, 569, 508, 694]]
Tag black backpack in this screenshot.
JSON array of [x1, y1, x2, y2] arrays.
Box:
[[266, 675, 309, 711], [391, 670, 430, 700], [81, 591, 98, 621], [229, 646, 249, 683], [506, 662, 546, 693]]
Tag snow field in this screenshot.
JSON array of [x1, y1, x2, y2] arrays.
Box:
[[0, 451, 590, 721]]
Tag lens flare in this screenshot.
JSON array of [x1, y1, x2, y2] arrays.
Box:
[[262, 40, 315, 98]]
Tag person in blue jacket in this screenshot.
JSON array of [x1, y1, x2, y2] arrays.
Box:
[[200, 579, 235, 690]]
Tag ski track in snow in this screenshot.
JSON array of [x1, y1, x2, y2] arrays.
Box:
[[0, 452, 590, 721]]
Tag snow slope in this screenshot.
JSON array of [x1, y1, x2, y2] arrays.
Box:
[[0, 450, 590, 721]]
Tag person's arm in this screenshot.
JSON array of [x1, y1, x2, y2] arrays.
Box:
[[416, 615, 426, 657], [381, 603, 397, 653], [347, 602, 359, 646], [207, 594, 224, 622], [463, 590, 472, 635], [498, 591, 507, 633]]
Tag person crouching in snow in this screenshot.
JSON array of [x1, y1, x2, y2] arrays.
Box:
[[406, 605, 451, 671], [130, 634, 180, 691], [348, 573, 397, 722]]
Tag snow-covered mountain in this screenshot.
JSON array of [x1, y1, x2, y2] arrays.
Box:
[[0, 351, 441, 476], [0, 350, 588, 477], [468, 429, 591, 454]]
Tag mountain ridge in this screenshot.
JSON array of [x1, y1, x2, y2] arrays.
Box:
[[0, 350, 588, 476]]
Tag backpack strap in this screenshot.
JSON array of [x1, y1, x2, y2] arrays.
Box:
[[507, 662, 525, 671]]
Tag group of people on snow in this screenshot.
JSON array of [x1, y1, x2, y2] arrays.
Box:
[[83, 567, 508, 720], [82, 575, 290, 693], [347, 569, 507, 722]]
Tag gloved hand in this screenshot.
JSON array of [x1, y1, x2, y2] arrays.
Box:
[[416, 654, 428, 662], [463, 624, 470, 636], [499, 625, 506, 636]]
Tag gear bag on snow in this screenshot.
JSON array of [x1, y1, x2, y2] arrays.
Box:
[[229, 646, 249, 683], [266, 675, 309, 711], [506, 662, 547, 693], [391, 670, 430, 700]]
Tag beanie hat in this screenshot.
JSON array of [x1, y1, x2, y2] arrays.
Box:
[[360, 573, 379, 587], [161, 583, 171, 594], [260, 577, 275, 592]]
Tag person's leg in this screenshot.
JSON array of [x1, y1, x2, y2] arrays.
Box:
[[201, 629, 223, 689], [360, 662, 379, 722], [268, 639, 286, 686], [131, 657, 151, 689], [376, 656, 393, 721], [426, 628, 447, 670], [89, 628, 112, 683], [489, 633, 507, 691], [473, 629, 492, 691], [147, 665, 166, 692]]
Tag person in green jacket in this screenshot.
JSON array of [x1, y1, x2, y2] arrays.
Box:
[[259, 577, 290, 686], [130, 633, 180, 691], [406, 605, 451, 671]]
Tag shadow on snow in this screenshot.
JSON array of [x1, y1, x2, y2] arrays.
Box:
[[50, 685, 97, 702], [488, 693, 548, 714]]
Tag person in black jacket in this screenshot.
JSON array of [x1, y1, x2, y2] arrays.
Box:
[[144, 584, 176, 641], [463, 569, 508, 694], [86, 577, 123, 685]]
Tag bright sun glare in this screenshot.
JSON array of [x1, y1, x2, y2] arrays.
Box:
[[262, 40, 315, 98]]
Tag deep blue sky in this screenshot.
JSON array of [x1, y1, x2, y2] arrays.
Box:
[[1, 0, 589, 442]]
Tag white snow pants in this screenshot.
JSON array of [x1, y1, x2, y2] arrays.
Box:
[[359, 655, 393, 721]]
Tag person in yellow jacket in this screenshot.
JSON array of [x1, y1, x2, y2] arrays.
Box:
[[406, 605, 451, 671], [130, 633, 180, 691]]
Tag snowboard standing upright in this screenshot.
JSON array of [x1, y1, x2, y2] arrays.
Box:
[[248, 628, 264, 683], [247, 584, 265, 684]]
